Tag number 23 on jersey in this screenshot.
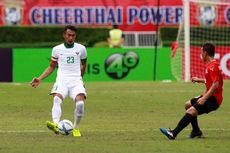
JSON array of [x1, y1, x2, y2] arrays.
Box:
[[67, 56, 74, 63]]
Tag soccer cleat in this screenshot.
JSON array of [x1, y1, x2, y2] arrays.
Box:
[[46, 121, 59, 134], [160, 128, 175, 140], [188, 130, 203, 138], [72, 128, 81, 137]]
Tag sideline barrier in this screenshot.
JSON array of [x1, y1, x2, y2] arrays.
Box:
[[10, 48, 174, 82]]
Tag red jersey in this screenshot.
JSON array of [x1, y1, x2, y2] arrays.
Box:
[[204, 60, 223, 106]]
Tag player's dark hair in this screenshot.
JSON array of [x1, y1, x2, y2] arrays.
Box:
[[63, 25, 77, 33], [202, 43, 215, 57]]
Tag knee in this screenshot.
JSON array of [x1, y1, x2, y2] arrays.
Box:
[[75, 93, 85, 102], [53, 93, 64, 101], [185, 101, 192, 110], [53, 96, 62, 105], [186, 106, 198, 116]]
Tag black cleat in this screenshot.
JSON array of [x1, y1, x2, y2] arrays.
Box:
[[189, 130, 203, 138]]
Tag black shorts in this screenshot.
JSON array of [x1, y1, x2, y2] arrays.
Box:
[[190, 96, 219, 115]]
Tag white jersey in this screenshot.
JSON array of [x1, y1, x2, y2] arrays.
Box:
[[51, 42, 87, 81]]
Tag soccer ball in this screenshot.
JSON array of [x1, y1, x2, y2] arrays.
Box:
[[57, 119, 73, 135]]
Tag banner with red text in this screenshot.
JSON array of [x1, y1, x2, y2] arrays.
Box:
[[0, 0, 183, 31]]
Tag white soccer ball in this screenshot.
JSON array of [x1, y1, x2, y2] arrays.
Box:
[[57, 119, 73, 135]]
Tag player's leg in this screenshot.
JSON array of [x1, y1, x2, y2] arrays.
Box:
[[172, 96, 218, 139], [74, 94, 85, 128], [160, 98, 199, 140], [189, 96, 219, 138], [47, 82, 67, 134], [171, 107, 198, 138], [160, 96, 219, 140], [51, 93, 63, 124], [69, 80, 86, 137], [186, 96, 202, 137], [72, 94, 85, 137]]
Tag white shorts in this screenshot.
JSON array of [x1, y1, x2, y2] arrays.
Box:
[[50, 78, 86, 101]]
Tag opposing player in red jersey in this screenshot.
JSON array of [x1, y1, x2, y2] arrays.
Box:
[[160, 43, 223, 140]]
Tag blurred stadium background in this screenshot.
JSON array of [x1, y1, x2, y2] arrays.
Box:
[[1, 0, 230, 83]]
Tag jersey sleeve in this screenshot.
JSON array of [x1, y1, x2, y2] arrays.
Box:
[[51, 47, 58, 62], [80, 45, 87, 60]]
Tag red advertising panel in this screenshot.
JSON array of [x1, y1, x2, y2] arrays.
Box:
[[190, 2, 230, 27], [2, 1, 230, 31], [0, 0, 182, 31]]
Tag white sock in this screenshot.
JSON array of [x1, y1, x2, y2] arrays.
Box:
[[73, 101, 84, 129], [52, 96, 62, 124]]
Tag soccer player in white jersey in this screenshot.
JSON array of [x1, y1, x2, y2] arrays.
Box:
[[31, 25, 87, 137]]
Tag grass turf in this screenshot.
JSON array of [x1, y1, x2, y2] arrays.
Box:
[[0, 81, 229, 153]]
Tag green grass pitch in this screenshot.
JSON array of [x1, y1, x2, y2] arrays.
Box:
[[0, 81, 229, 153]]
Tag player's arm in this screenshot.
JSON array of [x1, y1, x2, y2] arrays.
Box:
[[80, 58, 87, 78], [191, 77, 205, 83], [197, 81, 219, 105], [31, 60, 57, 88]]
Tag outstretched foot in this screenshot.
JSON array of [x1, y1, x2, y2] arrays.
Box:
[[160, 128, 175, 140], [46, 121, 59, 134]]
